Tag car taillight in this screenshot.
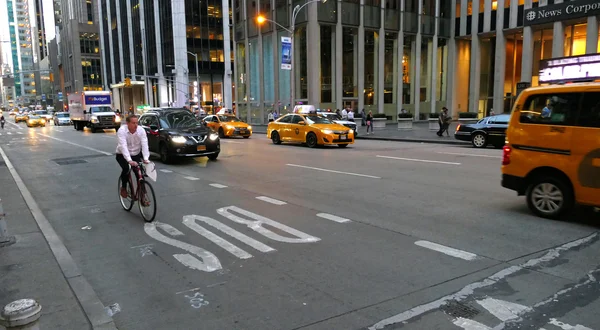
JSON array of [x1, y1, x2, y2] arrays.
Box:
[[502, 145, 512, 165]]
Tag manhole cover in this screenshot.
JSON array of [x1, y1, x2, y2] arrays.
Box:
[[55, 159, 88, 165], [441, 300, 480, 318]]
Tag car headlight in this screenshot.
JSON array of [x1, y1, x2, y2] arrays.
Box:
[[348, 129, 354, 134], [225, 125, 233, 130], [115, 116, 121, 122], [321, 129, 333, 135], [247, 125, 252, 130], [171, 136, 187, 143], [209, 133, 219, 141], [90, 116, 98, 123]]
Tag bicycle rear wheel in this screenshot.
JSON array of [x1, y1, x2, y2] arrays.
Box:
[[138, 180, 157, 222], [118, 176, 134, 211]]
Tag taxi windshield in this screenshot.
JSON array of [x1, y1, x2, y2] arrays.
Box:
[[304, 115, 332, 124], [218, 115, 242, 122], [35, 110, 48, 115], [28, 115, 40, 119]]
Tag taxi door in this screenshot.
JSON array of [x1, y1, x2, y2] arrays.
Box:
[[571, 91, 600, 206], [288, 115, 307, 142]]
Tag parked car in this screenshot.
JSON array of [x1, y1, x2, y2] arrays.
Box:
[[139, 108, 220, 163], [454, 114, 509, 148]]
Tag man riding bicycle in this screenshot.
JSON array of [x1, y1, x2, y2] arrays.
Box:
[[116, 114, 150, 198]]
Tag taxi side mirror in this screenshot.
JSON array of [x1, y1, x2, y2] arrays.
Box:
[[298, 121, 306, 125]]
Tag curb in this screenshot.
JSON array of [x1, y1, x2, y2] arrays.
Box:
[[356, 136, 469, 145], [0, 146, 117, 330], [254, 130, 469, 146]]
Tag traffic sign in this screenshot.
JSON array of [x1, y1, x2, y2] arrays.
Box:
[[41, 94, 46, 101]]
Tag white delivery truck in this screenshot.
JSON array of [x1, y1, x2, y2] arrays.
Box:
[[68, 91, 121, 132]]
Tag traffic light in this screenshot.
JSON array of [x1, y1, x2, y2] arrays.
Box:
[[125, 77, 131, 87]]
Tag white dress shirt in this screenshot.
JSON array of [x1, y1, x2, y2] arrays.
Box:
[[116, 125, 150, 162]]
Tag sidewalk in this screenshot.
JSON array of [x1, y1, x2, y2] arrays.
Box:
[[0, 155, 103, 329], [252, 121, 469, 145]]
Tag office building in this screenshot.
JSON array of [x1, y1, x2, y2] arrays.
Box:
[[97, 0, 233, 113]]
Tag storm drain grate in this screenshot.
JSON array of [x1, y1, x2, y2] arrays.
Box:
[[441, 300, 480, 318], [54, 159, 88, 166]]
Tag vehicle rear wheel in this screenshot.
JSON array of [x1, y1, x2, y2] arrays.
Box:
[[338, 144, 348, 148], [526, 175, 574, 219], [306, 132, 318, 148], [160, 144, 171, 164], [208, 153, 219, 161], [271, 131, 281, 145], [471, 133, 488, 148]]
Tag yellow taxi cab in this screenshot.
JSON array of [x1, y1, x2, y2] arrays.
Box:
[[203, 114, 252, 138], [26, 115, 46, 127], [15, 112, 28, 123], [267, 110, 355, 148], [501, 82, 600, 219]]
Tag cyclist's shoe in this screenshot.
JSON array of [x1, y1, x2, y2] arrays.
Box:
[[141, 199, 151, 207], [120, 187, 128, 198]]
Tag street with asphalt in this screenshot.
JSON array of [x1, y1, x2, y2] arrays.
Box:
[[0, 120, 599, 330]]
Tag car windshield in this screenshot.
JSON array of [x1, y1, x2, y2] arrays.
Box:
[[162, 111, 201, 128], [29, 115, 40, 119], [57, 113, 69, 118], [35, 110, 48, 115], [218, 115, 242, 122], [90, 106, 113, 113], [321, 113, 341, 120], [304, 115, 332, 124]]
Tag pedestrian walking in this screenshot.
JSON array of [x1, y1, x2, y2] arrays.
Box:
[[436, 107, 451, 137], [268, 111, 275, 122], [341, 108, 348, 120], [348, 109, 355, 122], [0, 113, 5, 129], [366, 111, 374, 135]]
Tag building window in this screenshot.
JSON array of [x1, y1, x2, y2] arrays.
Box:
[[342, 27, 358, 98], [87, 0, 93, 23]]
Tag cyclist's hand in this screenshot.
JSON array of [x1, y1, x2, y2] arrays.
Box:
[[143, 159, 150, 164], [128, 161, 138, 167]]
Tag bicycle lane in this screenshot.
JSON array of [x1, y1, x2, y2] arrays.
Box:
[[0, 135, 507, 330]]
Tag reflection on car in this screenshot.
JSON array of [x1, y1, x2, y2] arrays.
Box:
[[26, 115, 46, 127]]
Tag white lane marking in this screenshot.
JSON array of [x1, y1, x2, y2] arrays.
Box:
[[437, 151, 501, 159], [184, 176, 200, 181], [256, 196, 287, 205], [209, 183, 228, 188], [37, 133, 112, 156], [159, 169, 173, 173], [55, 129, 63, 132], [176, 287, 201, 295], [16, 131, 23, 135], [453, 317, 491, 330], [7, 132, 12, 135], [476, 297, 529, 322], [414, 240, 478, 261], [222, 140, 244, 144], [367, 232, 598, 330], [286, 163, 381, 179], [183, 215, 253, 259], [6, 121, 22, 129], [548, 318, 593, 330], [184, 215, 275, 256], [217, 206, 320, 243], [144, 222, 222, 272], [376, 155, 461, 165], [316, 213, 351, 223]]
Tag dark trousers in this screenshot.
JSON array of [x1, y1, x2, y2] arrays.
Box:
[[116, 152, 143, 188]]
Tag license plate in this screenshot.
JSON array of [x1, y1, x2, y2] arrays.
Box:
[[340, 135, 347, 140], [197, 145, 206, 151], [240, 130, 247, 134]]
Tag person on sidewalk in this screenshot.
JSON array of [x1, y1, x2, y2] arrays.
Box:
[[348, 109, 355, 122], [341, 108, 348, 120], [436, 107, 451, 137], [366, 111, 374, 135], [268, 111, 275, 122]]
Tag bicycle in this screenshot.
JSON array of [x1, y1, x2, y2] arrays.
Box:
[[118, 161, 157, 222]]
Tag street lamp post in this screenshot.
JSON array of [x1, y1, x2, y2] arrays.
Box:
[[256, 0, 326, 111], [187, 51, 200, 106]]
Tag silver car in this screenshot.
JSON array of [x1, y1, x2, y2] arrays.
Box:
[[53, 112, 72, 126], [317, 112, 358, 137]]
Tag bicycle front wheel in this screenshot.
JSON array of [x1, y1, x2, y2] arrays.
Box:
[[138, 180, 157, 222], [118, 177, 134, 211]]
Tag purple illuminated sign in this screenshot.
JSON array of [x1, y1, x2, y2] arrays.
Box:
[[85, 95, 111, 105], [539, 53, 600, 84]]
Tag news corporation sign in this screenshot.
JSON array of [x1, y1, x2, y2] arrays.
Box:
[[524, 0, 600, 26], [539, 53, 600, 83]]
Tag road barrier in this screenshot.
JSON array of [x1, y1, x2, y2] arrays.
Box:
[[0, 199, 16, 247]]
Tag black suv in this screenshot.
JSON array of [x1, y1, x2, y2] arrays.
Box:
[[139, 109, 220, 163]]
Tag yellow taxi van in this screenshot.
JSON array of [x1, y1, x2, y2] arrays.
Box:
[[501, 82, 600, 219]]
